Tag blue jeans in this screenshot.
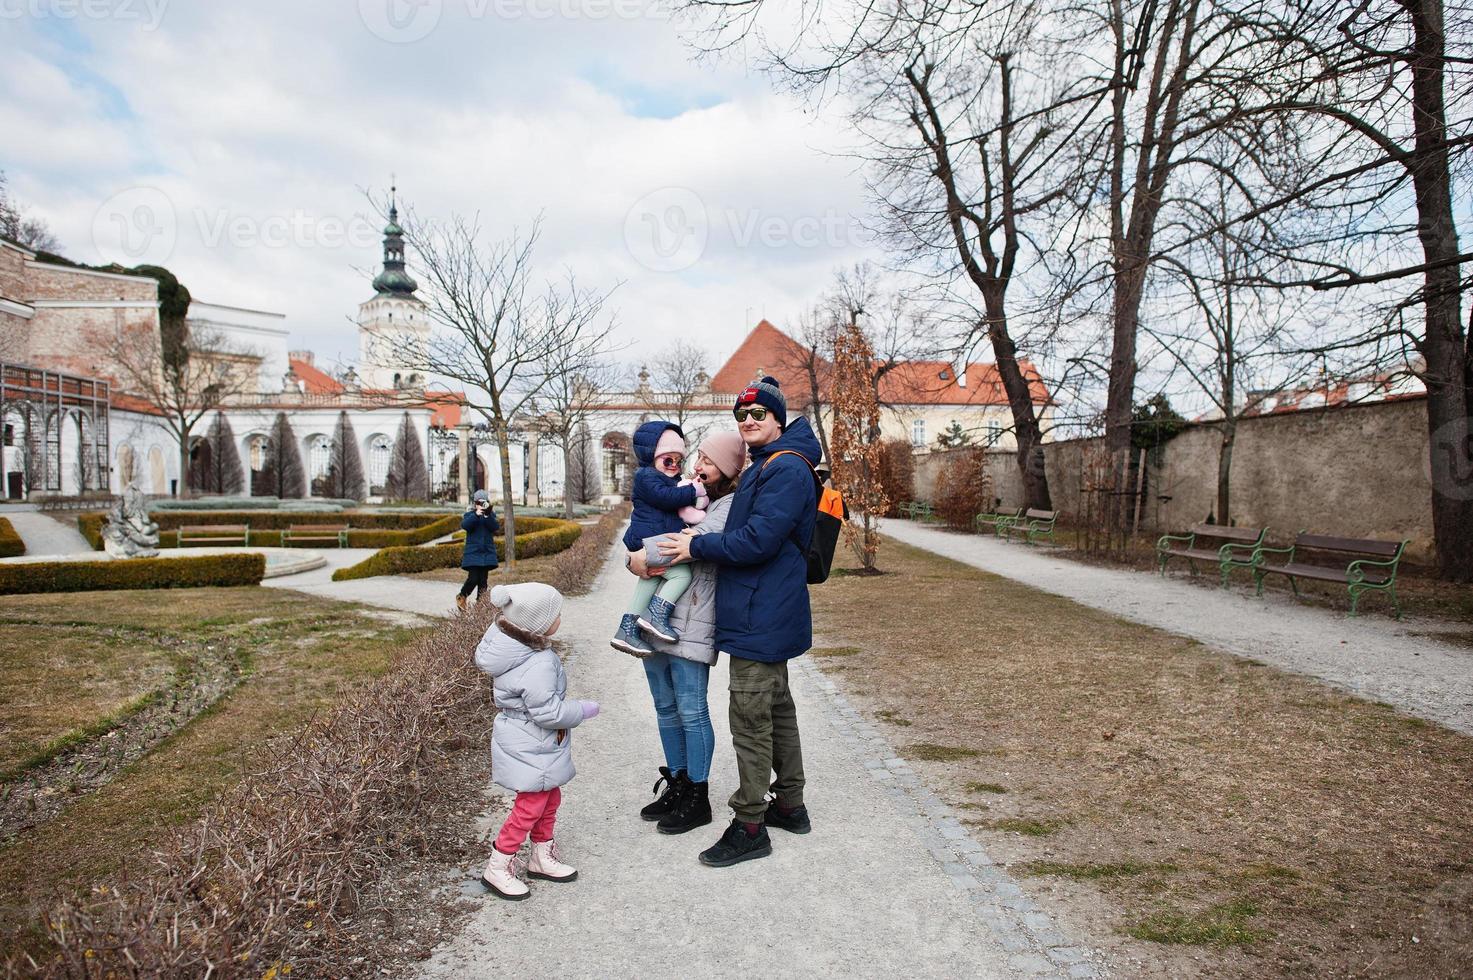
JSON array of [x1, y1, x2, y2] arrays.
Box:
[[642, 652, 715, 783]]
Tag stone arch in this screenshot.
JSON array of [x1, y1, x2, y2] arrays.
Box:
[[366, 432, 392, 495], [305, 433, 331, 495], [187, 434, 210, 494], [60, 410, 83, 495], [244, 431, 272, 496], [116, 442, 138, 488], [147, 445, 167, 494]]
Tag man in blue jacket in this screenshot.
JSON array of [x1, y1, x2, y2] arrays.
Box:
[[659, 376, 819, 867]]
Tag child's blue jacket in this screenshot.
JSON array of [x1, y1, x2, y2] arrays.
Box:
[[622, 420, 698, 551]]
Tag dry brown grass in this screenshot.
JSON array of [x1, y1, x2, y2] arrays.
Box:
[[7, 600, 495, 978], [0, 588, 448, 972], [810, 538, 1473, 978]]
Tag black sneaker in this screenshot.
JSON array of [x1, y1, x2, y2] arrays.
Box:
[[657, 779, 712, 835], [764, 801, 811, 835], [640, 767, 683, 822], [698, 819, 772, 867]]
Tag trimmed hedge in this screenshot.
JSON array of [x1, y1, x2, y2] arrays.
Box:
[[0, 553, 266, 595], [0, 517, 24, 558], [332, 518, 582, 581], [79, 511, 462, 550]]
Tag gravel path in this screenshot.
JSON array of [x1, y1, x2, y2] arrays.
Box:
[[0, 506, 93, 556], [883, 521, 1473, 737], [414, 544, 1102, 980]]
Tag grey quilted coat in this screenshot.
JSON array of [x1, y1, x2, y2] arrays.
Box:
[[648, 493, 733, 667], [474, 623, 586, 793]]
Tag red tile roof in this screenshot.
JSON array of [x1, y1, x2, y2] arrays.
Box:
[[708, 320, 820, 408], [422, 391, 463, 427], [707, 320, 1048, 407], [110, 392, 166, 416], [288, 356, 344, 395]]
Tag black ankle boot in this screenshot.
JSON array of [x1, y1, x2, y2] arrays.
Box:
[[640, 767, 684, 821], [657, 778, 712, 835]]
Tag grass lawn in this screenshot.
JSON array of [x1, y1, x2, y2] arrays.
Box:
[[0, 587, 431, 949], [811, 537, 1473, 978]]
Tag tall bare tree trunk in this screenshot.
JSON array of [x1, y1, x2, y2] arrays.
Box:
[[1403, 0, 1473, 580], [562, 440, 576, 520], [981, 284, 1051, 509], [494, 415, 518, 567]]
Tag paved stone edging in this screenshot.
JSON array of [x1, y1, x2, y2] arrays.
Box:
[[790, 656, 1107, 980]]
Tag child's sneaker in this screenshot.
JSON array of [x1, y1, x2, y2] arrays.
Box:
[[481, 847, 530, 900], [638, 596, 681, 643], [527, 839, 578, 882], [611, 613, 653, 657]]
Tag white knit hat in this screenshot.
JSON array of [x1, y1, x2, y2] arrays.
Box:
[[490, 582, 563, 636]]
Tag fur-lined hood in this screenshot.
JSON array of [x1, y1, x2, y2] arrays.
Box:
[[473, 617, 551, 676]]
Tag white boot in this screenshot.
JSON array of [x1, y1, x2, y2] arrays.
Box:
[[527, 839, 578, 882], [481, 847, 530, 900]]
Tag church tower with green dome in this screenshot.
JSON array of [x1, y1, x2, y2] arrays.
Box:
[[357, 185, 429, 390]]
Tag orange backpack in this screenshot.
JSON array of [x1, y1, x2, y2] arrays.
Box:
[[762, 449, 848, 584]]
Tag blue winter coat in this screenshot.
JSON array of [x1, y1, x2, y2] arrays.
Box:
[[622, 420, 698, 552], [688, 417, 820, 663], [461, 508, 500, 568]]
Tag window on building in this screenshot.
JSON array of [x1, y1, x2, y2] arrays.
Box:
[[911, 418, 926, 447], [308, 435, 330, 480], [986, 420, 1002, 446], [369, 435, 392, 490], [249, 436, 267, 470]]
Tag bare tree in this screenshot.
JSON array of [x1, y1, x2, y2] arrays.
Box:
[[323, 411, 366, 501], [386, 207, 616, 563], [107, 311, 257, 499], [566, 422, 600, 508], [541, 360, 619, 519], [0, 170, 60, 253], [1234, 0, 1473, 579], [639, 341, 714, 443], [384, 412, 429, 501]]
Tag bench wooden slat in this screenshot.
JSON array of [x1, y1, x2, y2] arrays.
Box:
[[1294, 533, 1402, 557], [1184, 523, 1263, 543]]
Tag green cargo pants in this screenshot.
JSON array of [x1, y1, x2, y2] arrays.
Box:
[[727, 656, 806, 824]]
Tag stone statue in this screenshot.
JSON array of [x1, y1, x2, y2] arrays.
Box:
[[102, 483, 160, 558]]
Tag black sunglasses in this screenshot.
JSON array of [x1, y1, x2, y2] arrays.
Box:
[[734, 406, 768, 422]]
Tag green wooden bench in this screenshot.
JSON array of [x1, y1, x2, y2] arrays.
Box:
[[898, 501, 935, 521], [178, 524, 250, 546], [1251, 532, 1408, 618], [1003, 508, 1059, 545], [283, 523, 349, 547], [1155, 523, 1266, 588], [975, 507, 1023, 535]]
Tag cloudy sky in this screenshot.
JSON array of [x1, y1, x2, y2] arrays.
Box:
[[3, 0, 883, 377]]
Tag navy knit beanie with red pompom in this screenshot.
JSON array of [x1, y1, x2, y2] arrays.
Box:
[[735, 375, 787, 429]]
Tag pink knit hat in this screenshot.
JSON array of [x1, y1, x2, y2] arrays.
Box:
[[698, 430, 747, 478], [654, 427, 686, 458]]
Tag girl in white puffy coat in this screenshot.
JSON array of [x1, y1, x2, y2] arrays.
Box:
[[474, 582, 600, 901]]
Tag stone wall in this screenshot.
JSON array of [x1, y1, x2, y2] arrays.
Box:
[[913, 397, 1435, 561]]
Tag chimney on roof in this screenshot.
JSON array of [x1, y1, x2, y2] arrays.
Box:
[[957, 365, 967, 388], [289, 350, 314, 366]]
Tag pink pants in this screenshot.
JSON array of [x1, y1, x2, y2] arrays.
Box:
[[494, 787, 562, 854]]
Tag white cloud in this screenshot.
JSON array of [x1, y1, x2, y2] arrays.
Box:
[[9, 0, 882, 378]]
